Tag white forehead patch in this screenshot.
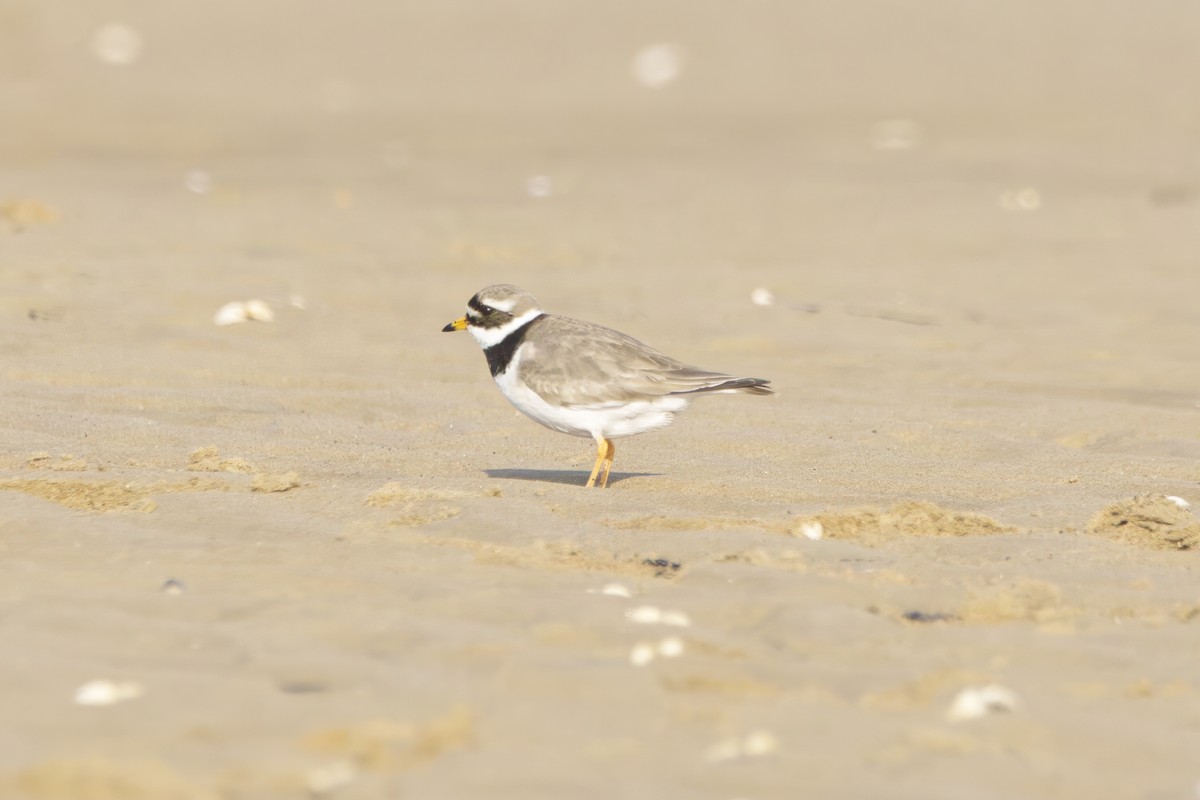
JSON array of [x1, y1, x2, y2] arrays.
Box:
[[486, 296, 518, 313]]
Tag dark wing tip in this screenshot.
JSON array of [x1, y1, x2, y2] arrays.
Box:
[[671, 377, 774, 396], [741, 379, 775, 396], [731, 377, 774, 396]]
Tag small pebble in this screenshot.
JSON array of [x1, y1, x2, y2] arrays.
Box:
[[278, 679, 330, 694], [160, 578, 185, 595], [642, 558, 681, 576], [599, 582, 632, 598], [901, 610, 955, 623]]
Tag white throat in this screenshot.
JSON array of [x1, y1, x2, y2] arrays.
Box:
[[469, 308, 543, 349]]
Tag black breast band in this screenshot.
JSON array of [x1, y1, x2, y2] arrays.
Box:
[[484, 314, 546, 377]]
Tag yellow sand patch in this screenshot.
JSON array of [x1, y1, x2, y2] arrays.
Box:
[[365, 483, 485, 506], [389, 504, 460, 526], [0, 476, 229, 512], [860, 668, 993, 711], [605, 515, 765, 531], [250, 472, 301, 493], [960, 577, 1072, 623], [305, 706, 474, 773], [793, 501, 1011, 546], [1086, 495, 1199, 551], [186, 446, 254, 473], [14, 756, 216, 800], [2, 198, 60, 229], [365, 482, 503, 526], [26, 453, 90, 471]]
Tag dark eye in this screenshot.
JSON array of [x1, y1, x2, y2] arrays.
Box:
[[479, 305, 495, 314]]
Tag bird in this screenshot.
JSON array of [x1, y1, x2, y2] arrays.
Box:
[[442, 284, 773, 487]]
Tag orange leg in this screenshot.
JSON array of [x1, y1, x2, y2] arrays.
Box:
[[585, 437, 615, 488], [598, 439, 615, 488]]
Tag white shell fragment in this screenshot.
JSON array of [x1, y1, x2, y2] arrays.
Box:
[[74, 680, 144, 706], [600, 582, 632, 598], [183, 170, 212, 194], [656, 636, 685, 658], [704, 738, 742, 763], [243, 299, 275, 322], [1166, 496, 1191, 509], [526, 175, 553, 199], [660, 610, 691, 628], [91, 23, 143, 65], [629, 642, 656, 667], [214, 302, 248, 326], [742, 730, 780, 756], [946, 684, 1019, 721], [307, 760, 358, 796], [631, 43, 684, 88], [629, 636, 686, 666], [704, 730, 780, 762], [750, 287, 776, 306], [626, 606, 661, 624], [870, 118, 923, 151], [998, 188, 1042, 212], [798, 521, 824, 541], [625, 606, 692, 627], [214, 299, 275, 326]]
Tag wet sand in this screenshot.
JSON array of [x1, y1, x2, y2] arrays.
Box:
[[1, 2, 1199, 798]]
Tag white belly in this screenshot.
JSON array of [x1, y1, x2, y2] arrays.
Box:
[[493, 350, 690, 440]]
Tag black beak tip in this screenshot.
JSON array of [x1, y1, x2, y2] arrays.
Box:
[[441, 323, 456, 332]]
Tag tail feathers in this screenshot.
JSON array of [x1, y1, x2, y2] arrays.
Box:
[[672, 377, 774, 396]]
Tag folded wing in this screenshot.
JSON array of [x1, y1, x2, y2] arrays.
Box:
[[518, 316, 773, 406]]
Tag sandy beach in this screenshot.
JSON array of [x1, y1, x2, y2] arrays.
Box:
[[1, 2, 1198, 798]]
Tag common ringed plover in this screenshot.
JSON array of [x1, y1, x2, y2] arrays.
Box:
[[443, 285, 773, 487]]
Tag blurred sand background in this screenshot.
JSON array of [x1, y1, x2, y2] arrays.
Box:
[[1, 1, 1199, 798]]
